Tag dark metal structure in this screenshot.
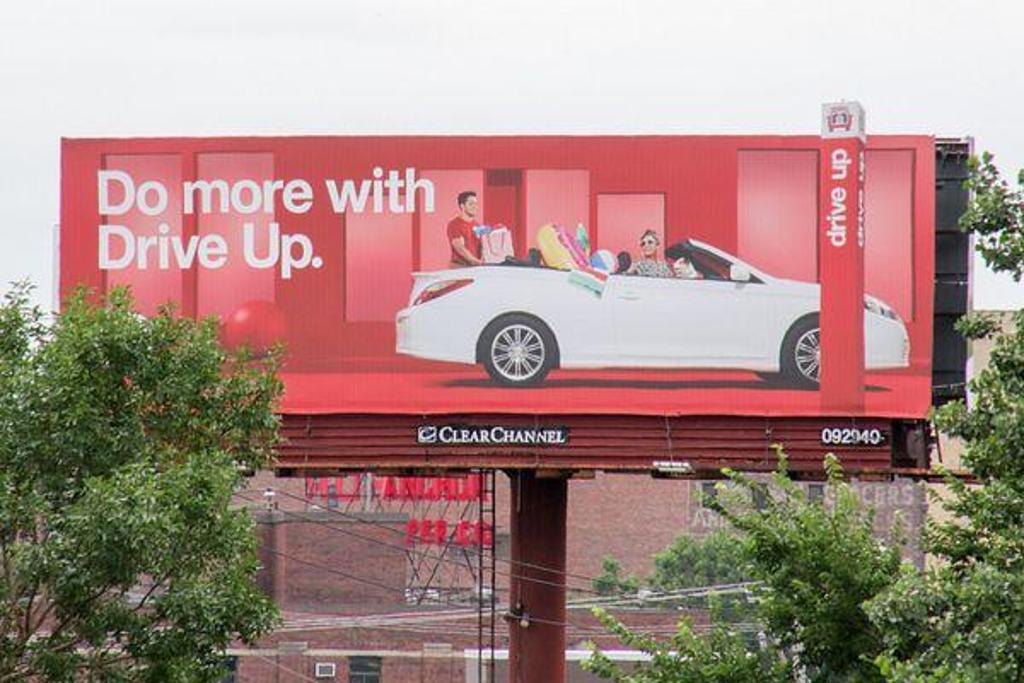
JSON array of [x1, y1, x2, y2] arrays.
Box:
[[278, 413, 928, 477], [933, 138, 972, 406]]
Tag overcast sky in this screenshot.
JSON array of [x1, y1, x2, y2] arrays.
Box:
[[2, 0, 1022, 309]]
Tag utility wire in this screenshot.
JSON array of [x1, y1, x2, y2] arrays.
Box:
[[275, 620, 756, 639], [569, 582, 761, 609], [274, 581, 758, 631], [241, 489, 761, 605], [262, 548, 447, 605], [241, 490, 766, 637], [235, 489, 608, 596], [236, 490, 592, 596], [253, 485, 607, 586], [259, 545, 752, 637]]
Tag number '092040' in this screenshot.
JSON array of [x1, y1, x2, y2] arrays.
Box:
[[820, 427, 886, 446]]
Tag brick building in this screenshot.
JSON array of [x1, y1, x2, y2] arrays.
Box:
[[227, 468, 926, 681]]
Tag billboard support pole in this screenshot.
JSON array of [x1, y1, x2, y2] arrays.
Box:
[[819, 101, 867, 411], [508, 470, 567, 683]]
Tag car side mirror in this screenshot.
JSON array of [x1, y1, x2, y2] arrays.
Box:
[[729, 265, 751, 282]]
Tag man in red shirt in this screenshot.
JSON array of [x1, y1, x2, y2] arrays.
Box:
[[447, 191, 483, 267]]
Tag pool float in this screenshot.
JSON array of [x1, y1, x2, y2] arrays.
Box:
[[536, 224, 576, 270], [575, 223, 591, 256], [555, 224, 589, 269], [567, 267, 608, 297]]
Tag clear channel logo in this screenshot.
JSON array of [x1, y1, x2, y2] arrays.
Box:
[[417, 426, 439, 444], [416, 425, 569, 446]]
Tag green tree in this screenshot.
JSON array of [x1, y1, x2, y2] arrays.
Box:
[[591, 531, 748, 598], [647, 530, 754, 628], [592, 556, 640, 597], [586, 453, 904, 682], [649, 530, 749, 592], [0, 286, 281, 682], [866, 151, 1024, 681], [864, 152, 1024, 679], [867, 310, 1024, 680], [583, 608, 790, 683], [957, 152, 1024, 279], [709, 454, 902, 682]]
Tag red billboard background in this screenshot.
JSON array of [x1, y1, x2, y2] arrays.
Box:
[[60, 135, 934, 418]]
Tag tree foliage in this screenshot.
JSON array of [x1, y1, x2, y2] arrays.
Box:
[[587, 452, 904, 682], [649, 530, 749, 592], [592, 556, 640, 597], [583, 607, 790, 683], [959, 152, 1024, 280], [709, 454, 902, 682], [865, 153, 1024, 680], [592, 531, 748, 598], [0, 286, 281, 682]]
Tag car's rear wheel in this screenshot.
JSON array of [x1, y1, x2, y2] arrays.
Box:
[[780, 315, 820, 389], [480, 314, 556, 387]]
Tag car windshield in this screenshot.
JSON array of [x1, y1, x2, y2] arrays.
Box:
[[683, 245, 733, 280]]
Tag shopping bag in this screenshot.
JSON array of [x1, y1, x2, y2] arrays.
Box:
[[481, 225, 515, 263]]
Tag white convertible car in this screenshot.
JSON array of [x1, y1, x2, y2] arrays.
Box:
[[395, 240, 909, 388]]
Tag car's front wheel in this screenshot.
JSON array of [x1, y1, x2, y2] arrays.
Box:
[[780, 315, 820, 389], [479, 314, 556, 387]]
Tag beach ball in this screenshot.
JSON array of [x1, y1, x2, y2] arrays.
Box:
[[589, 249, 616, 273]]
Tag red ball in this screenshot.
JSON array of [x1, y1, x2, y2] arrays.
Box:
[[221, 300, 288, 354]]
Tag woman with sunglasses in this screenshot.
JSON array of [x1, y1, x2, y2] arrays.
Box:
[[627, 229, 674, 278]]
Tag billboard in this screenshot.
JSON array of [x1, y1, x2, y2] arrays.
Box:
[[60, 135, 934, 418]]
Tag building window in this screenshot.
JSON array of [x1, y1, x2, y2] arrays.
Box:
[[349, 656, 382, 683], [808, 484, 825, 503]]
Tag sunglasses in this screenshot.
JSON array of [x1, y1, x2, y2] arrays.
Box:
[[640, 238, 658, 246]]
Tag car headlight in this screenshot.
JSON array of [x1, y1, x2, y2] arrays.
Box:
[[864, 296, 899, 321]]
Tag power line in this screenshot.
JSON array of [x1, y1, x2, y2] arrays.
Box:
[[274, 581, 759, 632], [262, 547, 451, 606], [235, 490, 587, 596], [235, 489, 609, 596], [254, 484, 607, 587], [256, 485, 618, 589], [260, 545, 754, 638], [279, 607, 482, 629], [272, 582, 760, 634], [241, 489, 761, 604], [570, 582, 761, 609], [238, 489, 767, 638], [275, 619, 759, 639]]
